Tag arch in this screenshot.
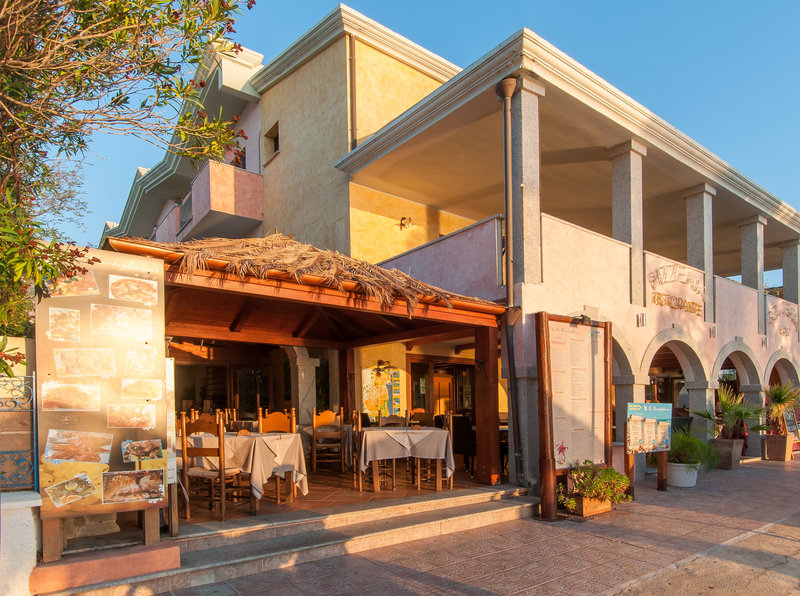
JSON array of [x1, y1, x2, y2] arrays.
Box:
[[639, 327, 707, 382], [764, 350, 800, 386], [710, 339, 763, 387]]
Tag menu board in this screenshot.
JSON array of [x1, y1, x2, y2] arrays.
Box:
[[35, 248, 168, 519], [548, 320, 606, 469], [626, 402, 672, 454]]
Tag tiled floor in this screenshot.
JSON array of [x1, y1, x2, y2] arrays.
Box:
[[166, 457, 800, 595]]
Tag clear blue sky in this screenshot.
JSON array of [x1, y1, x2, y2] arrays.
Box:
[[72, 0, 800, 281]]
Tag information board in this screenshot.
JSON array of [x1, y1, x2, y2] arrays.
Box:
[[626, 402, 672, 454], [784, 408, 800, 444], [35, 248, 168, 519], [548, 320, 606, 468]]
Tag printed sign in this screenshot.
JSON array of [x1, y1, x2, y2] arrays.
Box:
[[626, 402, 672, 454], [35, 248, 168, 518]]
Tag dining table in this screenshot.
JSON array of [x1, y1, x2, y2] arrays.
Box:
[[190, 432, 308, 506], [358, 426, 454, 492]]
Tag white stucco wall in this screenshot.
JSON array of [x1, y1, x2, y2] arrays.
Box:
[[0, 491, 41, 596]]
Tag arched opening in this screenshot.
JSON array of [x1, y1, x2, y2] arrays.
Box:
[[713, 347, 763, 457], [767, 357, 799, 387], [646, 341, 703, 416]]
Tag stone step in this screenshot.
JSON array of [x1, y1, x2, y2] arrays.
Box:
[[176, 485, 528, 553], [46, 491, 538, 595]]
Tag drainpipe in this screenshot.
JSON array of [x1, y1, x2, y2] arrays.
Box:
[[497, 77, 525, 485]]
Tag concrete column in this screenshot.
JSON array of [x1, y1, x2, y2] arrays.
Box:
[[781, 239, 800, 305], [511, 75, 545, 285], [739, 215, 768, 334], [0, 491, 41, 596], [613, 375, 648, 480], [685, 380, 717, 437], [739, 384, 766, 458], [684, 183, 716, 322], [285, 347, 319, 427], [608, 140, 648, 305]]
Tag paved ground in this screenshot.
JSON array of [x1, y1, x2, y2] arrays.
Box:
[[165, 458, 800, 595]]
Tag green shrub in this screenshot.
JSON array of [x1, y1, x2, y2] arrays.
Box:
[[557, 459, 631, 511], [668, 428, 717, 472]]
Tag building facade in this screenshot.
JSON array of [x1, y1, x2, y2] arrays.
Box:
[[105, 5, 800, 487]]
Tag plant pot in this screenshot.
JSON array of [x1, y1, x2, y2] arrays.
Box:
[[710, 438, 743, 469], [572, 496, 612, 517], [764, 434, 793, 461], [666, 462, 698, 487]]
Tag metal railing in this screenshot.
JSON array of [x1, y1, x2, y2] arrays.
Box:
[[0, 373, 38, 491]]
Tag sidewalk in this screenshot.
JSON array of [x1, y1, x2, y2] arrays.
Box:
[[165, 458, 800, 595]]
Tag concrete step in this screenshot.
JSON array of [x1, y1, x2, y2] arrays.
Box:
[[45, 488, 538, 595], [175, 484, 529, 553]]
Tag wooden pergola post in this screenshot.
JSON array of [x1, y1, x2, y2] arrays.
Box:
[[475, 325, 500, 484], [339, 348, 355, 418]]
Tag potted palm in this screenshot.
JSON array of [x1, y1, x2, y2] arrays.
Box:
[[692, 385, 766, 469], [764, 383, 800, 461], [667, 428, 717, 487], [557, 459, 631, 516]]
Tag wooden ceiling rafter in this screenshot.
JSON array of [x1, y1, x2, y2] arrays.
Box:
[[292, 309, 322, 338], [228, 298, 258, 332], [405, 330, 475, 350], [348, 323, 461, 349]]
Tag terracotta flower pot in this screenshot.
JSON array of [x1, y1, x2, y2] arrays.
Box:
[[710, 438, 743, 469], [764, 434, 793, 461], [572, 496, 612, 517]]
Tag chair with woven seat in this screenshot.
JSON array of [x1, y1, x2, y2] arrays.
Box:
[[258, 408, 297, 433], [312, 407, 344, 472], [180, 412, 242, 521], [378, 413, 405, 427]]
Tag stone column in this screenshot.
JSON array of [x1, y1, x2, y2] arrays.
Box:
[[781, 239, 800, 305], [613, 375, 648, 480], [685, 381, 717, 437], [608, 140, 648, 306], [739, 215, 767, 334], [285, 347, 319, 427], [511, 74, 545, 285], [0, 491, 41, 596], [739, 384, 766, 458], [684, 183, 716, 322]]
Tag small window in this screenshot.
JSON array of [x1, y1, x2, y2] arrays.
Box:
[[264, 122, 279, 165]]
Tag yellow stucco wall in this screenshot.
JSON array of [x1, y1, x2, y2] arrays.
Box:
[[260, 39, 351, 253], [354, 41, 444, 144], [349, 184, 475, 263]]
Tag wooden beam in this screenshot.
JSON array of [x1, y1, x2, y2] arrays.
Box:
[[405, 330, 474, 350], [228, 298, 257, 332], [317, 308, 347, 341], [475, 325, 500, 485], [346, 324, 458, 349], [164, 267, 502, 327], [339, 348, 355, 418], [292, 309, 321, 338], [166, 322, 344, 349], [164, 288, 182, 325]]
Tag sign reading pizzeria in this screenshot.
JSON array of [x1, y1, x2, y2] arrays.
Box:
[[35, 248, 168, 523]]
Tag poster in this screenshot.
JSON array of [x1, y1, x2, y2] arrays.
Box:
[[548, 320, 606, 469], [361, 366, 400, 419], [626, 402, 672, 453], [35, 248, 169, 518]]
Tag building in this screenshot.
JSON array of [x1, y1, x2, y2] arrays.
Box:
[[105, 5, 800, 487]]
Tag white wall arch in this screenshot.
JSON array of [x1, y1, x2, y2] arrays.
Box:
[[764, 351, 800, 386], [710, 339, 763, 387], [639, 327, 708, 382]]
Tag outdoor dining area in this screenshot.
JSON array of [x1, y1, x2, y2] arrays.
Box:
[[175, 406, 487, 524]]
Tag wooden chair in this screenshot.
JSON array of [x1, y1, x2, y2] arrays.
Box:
[[312, 407, 344, 473], [407, 408, 434, 427], [351, 410, 364, 491], [450, 413, 475, 488], [258, 408, 296, 433], [180, 412, 242, 522], [378, 413, 405, 427]]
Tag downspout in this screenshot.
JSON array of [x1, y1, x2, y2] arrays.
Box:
[[497, 77, 525, 485], [347, 33, 358, 150]]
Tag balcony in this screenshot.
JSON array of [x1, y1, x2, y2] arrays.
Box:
[[177, 161, 263, 241]]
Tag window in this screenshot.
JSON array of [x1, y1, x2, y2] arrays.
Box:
[[178, 191, 192, 230], [263, 121, 279, 165]]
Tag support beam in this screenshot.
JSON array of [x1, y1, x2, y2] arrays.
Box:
[[339, 348, 355, 417], [475, 326, 500, 484], [739, 215, 768, 334], [684, 183, 716, 323], [228, 298, 257, 332], [608, 140, 647, 306], [511, 75, 545, 285], [347, 324, 459, 349], [292, 309, 321, 338], [781, 239, 800, 305]]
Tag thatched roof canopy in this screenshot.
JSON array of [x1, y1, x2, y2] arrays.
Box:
[[107, 235, 503, 318]]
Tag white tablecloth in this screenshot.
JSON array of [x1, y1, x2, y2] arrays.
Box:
[[359, 427, 454, 478], [191, 432, 308, 499]]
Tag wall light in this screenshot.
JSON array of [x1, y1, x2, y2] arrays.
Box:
[[399, 217, 413, 230]]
